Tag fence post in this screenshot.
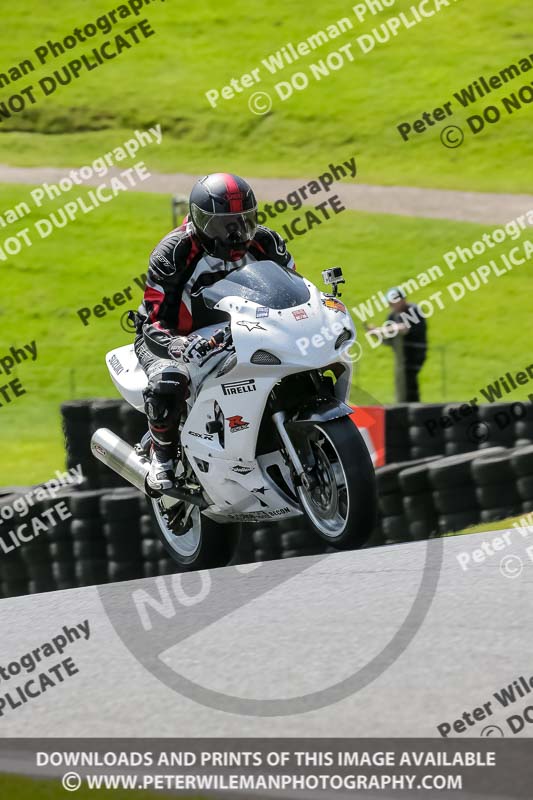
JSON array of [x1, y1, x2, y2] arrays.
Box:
[[171, 194, 189, 228]]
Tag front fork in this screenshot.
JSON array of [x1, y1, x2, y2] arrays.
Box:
[[272, 411, 317, 491]]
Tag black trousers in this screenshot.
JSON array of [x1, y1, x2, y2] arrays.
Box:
[[405, 363, 424, 402], [134, 335, 189, 458]]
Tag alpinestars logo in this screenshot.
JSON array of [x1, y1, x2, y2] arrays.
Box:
[[236, 321, 266, 332], [251, 487, 269, 507], [228, 415, 250, 433]]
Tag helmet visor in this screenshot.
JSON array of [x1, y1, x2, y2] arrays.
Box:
[[191, 204, 258, 244]]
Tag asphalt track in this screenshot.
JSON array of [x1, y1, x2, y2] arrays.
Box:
[[1, 527, 532, 739], [0, 163, 531, 224]]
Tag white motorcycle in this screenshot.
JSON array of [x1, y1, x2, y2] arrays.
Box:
[[91, 261, 376, 570]]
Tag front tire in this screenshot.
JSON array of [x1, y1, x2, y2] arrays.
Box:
[[295, 416, 377, 549], [149, 495, 240, 570]]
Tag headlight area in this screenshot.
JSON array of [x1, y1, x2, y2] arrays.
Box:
[[296, 320, 353, 357]]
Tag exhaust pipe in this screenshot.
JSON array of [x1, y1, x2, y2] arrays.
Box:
[[91, 428, 208, 508], [91, 428, 150, 494]]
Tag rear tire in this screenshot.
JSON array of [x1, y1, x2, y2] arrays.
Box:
[[293, 417, 377, 550], [148, 495, 240, 570]]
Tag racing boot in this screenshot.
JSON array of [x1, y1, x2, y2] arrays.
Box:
[[147, 447, 176, 492]]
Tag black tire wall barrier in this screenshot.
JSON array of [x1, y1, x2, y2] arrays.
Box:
[[0, 402, 531, 598]]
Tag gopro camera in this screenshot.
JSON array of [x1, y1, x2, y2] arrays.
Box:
[[322, 266, 345, 296]]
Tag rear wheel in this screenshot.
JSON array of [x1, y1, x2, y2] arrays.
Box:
[[293, 417, 377, 549], [149, 495, 240, 570]]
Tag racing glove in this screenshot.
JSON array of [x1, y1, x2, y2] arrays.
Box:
[[168, 332, 224, 365]]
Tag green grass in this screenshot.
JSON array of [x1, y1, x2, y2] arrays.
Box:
[[443, 514, 532, 537], [0, 0, 530, 190], [0, 773, 202, 799], [1, 181, 532, 484]]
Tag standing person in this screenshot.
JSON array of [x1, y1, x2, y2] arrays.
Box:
[[366, 287, 428, 401]]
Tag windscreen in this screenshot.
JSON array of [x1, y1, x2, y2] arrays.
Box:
[[200, 260, 310, 310]]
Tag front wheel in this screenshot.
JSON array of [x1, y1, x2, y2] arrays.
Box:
[[149, 495, 240, 570], [294, 417, 377, 549]]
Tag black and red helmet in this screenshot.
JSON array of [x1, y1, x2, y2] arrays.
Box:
[[189, 173, 258, 262]]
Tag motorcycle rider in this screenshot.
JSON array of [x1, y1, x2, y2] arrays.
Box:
[[135, 173, 295, 491]]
